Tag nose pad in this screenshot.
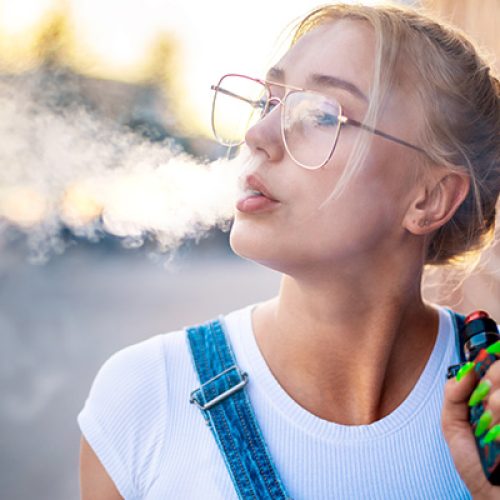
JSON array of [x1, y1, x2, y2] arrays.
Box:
[[244, 104, 284, 162]]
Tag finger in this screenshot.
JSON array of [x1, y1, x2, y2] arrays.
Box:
[[442, 373, 495, 498], [442, 367, 478, 431], [484, 359, 500, 387], [481, 361, 500, 442], [476, 360, 500, 418], [481, 389, 500, 441], [488, 389, 500, 423]]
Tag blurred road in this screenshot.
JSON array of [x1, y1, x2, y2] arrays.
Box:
[[0, 235, 280, 500], [1, 231, 498, 500]]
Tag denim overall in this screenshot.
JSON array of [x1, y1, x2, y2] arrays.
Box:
[[187, 311, 466, 500]]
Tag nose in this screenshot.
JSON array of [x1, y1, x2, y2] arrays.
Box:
[[244, 103, 285, 163]]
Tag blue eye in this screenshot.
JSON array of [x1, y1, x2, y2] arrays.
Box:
[[315, 112, 339, 127], [256, 98, 267, 110], [258, 98, 279, 117]]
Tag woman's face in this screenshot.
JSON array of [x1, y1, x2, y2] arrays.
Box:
[[230, 19, 424, 277]]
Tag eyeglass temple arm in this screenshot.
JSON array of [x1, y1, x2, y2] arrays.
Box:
[[211, 85, 263, 109], [345, 117, 426, 154]]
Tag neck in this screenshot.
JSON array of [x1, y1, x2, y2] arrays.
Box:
[[252, 259, 439, 425]]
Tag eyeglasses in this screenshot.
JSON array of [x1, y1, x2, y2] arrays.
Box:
[[210, 73, 426, 170]]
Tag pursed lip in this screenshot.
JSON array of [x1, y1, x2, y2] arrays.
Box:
[[243, 174, 279, 202]]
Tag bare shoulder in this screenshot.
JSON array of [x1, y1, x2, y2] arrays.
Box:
[[79, 435, 123, 500]]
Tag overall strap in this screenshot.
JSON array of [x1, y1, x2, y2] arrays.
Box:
[[186, 318, 290, 500], [449, 310, 467, 363]]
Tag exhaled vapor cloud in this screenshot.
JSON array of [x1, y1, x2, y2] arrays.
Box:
[[0, 75, 254, 258]]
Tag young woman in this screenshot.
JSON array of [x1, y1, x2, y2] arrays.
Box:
[[79, 4, 500, 499]]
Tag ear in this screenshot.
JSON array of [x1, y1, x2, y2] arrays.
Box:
[[404, 170, 470, 236]]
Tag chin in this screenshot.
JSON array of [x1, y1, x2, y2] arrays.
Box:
[[229, 223, 261, 261], [229, 224, 294, 275]]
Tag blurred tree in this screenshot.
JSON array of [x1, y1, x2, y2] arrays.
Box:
[[140, 32, 193, 137], [34, 9, 73, 69], [143, 34, 180, 89]]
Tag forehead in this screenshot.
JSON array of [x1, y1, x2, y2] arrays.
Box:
[[275, 20, 376, 95]]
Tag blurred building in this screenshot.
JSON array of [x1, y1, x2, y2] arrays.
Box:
[[0, 12, 231, 254], [0, 63, 222, 159], [0, 11, 222, 158]]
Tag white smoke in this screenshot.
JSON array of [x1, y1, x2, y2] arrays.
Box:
[[0, 75, 256, 259]]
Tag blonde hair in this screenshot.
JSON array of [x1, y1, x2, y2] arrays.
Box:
[[292, 3, 500, 266]]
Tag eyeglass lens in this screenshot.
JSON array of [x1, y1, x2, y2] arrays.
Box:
[[212, 75, 342, 169], [282, 91, 341, 168], [212, 75, 267, 146]]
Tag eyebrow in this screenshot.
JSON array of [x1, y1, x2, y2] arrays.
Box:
[[266, 66, 368, 102], [309, 73, 368, 102], [266, 66, 285, 81]]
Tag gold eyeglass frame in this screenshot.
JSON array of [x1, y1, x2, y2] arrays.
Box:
[[211, 73, 426, 170]]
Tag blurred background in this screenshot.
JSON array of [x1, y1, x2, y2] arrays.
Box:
[[0, 0, 498, 498]]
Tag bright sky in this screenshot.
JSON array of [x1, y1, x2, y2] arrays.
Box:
[[0, 0, 387, 135]]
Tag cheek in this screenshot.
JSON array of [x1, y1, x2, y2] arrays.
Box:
[[228, 192, 337, 268], [229, 189, 316, 271], [296, 169, 410, 256], [229, 157, 412, 268]]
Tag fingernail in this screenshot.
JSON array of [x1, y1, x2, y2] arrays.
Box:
[[486, 341, 500, 355], [469, 380, 492, 407], [475, 410, 493, 437], [483, 424, 500, 444], [456, 361, 475, 382]]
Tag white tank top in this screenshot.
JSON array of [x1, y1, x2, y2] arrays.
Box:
[[78, 304, 470, 499]]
